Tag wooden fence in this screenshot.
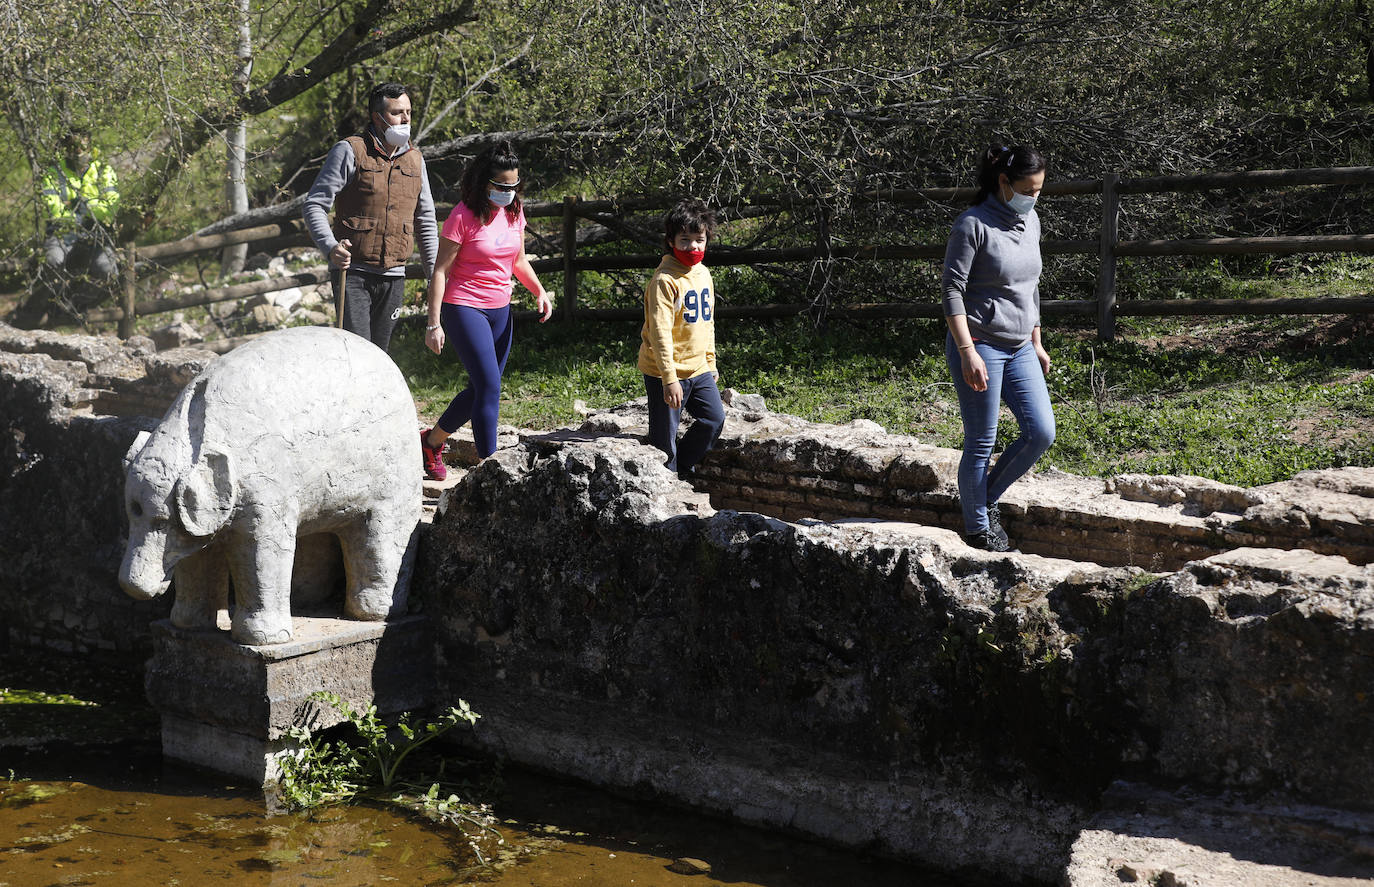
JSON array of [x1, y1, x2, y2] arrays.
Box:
[[90, 166, 1374, 343]]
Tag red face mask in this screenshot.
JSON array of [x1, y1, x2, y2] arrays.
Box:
[[672, 247, 705, 267]]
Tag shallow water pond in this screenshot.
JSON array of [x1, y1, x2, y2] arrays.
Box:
[[1, 654, 968, 886], [0, 751, 962, 887], [1, 775, 469, 885]]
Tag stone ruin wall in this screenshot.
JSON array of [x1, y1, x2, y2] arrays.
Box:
[[0, 324, 213, 657], [3, 322, 1372, 884], [423, 426, 1374, 882]]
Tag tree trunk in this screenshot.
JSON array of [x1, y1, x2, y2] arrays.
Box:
[[220, 0, 252, 277]]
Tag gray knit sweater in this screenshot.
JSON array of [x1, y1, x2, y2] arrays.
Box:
[[941, 196, 1042, 348]]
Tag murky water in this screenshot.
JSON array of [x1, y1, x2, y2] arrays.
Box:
[[1, 768, 473, 885], [1, 654, 972, 887]]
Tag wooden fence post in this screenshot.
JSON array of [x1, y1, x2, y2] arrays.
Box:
[[1095, 173, 1120, 342], [118, 243, 137, 339], [562, 195, 579, 322]]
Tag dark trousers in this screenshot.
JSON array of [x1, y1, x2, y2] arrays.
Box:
[[332, 268, 405, 351], [644, 372, 726, 474]]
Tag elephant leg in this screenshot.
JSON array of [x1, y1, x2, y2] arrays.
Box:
[[170, 545, 229, 630], [225, 518, 298, 645], [339, 514, 415, 622]]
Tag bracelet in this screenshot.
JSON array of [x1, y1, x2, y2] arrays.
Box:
[[426, 323, 441, 331], [957, 343, 975, 351]]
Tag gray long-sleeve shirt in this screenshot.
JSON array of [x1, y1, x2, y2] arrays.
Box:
[[941, 196, 1042, 348], [302, 132, 438, 278]]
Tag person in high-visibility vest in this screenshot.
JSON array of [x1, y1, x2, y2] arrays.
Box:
[[40, 132, 120, 287]]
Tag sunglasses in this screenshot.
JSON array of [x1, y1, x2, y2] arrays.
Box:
[[488, 179, 521, 192]]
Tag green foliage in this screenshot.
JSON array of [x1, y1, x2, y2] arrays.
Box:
[[276, 691, 481, 811], [4, 0, 1371, 258]]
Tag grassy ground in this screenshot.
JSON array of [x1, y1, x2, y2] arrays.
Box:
[[393, 258, 1374, 489]]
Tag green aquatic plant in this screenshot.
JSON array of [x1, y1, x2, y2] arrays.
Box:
[[399, 783, 504, 866], [277, 692, 481, 806], [312, 692, 480, 789], [276, 693, 500, 862]]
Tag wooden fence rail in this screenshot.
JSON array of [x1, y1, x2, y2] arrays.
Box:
[[103, 166, 1374, 342]]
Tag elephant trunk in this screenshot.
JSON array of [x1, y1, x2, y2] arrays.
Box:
[[119, 529, 173, 600]]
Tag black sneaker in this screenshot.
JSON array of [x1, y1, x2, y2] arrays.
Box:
[[966, 530, 1012, 552], [986, 502, 1010, 548]]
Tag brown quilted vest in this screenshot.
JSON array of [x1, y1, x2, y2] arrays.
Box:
[[330, 133, 424, 270]]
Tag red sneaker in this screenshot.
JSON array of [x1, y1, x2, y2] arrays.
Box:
[[420, 429, 447, 481]]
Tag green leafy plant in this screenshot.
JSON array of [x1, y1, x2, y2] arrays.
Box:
[[276, 692, 481, 810]]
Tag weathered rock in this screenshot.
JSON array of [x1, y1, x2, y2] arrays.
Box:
[[1064, 783, 1374, 887], [1107, 472, 1267, 515], [668, 857, 712, 875], [149, 320, 203, 351], [721, 387, 766, 412], [209, 299, 239, 319], [273, 286, 304, 313], [250, 303, 287, 328]]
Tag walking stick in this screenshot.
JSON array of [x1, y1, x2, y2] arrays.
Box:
[[335, 265, 347, 329]]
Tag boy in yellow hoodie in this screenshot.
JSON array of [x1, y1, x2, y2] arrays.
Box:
[[638, 199, 726, 480]]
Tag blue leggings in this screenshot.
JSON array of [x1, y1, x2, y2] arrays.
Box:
[[437, 303, 513, 458]]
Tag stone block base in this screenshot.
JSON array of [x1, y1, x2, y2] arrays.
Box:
[[145, 612, 431, 783], [159, 713, 301, 784]]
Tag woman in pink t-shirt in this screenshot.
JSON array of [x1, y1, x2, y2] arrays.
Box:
[[420, 142, 553, 479]]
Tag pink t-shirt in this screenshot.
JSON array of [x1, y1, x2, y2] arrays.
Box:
[[440, 202, 526, 308]]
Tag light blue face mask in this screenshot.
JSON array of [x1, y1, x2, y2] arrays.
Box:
[[488, 188, 516, 207], [1005, 190, 1033, 216], [1006, 190, 1037, 216]]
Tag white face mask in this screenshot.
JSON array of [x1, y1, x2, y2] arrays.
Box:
[[488, 189, 516, 207], [1006, 190, 1037, 216], [382, 123, 410, 148]]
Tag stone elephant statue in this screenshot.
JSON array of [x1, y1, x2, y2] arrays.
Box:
[[119, 326, 422, 645]]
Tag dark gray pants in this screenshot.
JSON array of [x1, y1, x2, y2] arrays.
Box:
[[332, 268, 405, 351]]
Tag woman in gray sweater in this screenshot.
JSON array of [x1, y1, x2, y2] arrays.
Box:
[[942, 144, 1055, 551]]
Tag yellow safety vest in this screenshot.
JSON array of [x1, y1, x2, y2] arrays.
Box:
[[41, 155, 119, 227]]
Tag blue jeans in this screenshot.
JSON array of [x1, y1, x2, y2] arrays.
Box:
[[945, 333, 1056, 535], [644, 372, 725, 474], [438, 303, 514, 458]]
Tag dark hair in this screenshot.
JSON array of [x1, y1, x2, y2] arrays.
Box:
[[663, 198, 717, 251], [973, 143, 1048, 205], [368, 82, 410, 116], [459, 141, 523, 223]]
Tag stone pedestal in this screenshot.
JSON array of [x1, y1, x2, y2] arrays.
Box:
[[144, 613, 431, 784]]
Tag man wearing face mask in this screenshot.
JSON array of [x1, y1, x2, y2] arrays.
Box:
[[303, 82, 438, 351]]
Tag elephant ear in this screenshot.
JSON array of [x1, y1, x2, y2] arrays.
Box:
[[174, 446, 237, 538], [122, 430, 151, 472]]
